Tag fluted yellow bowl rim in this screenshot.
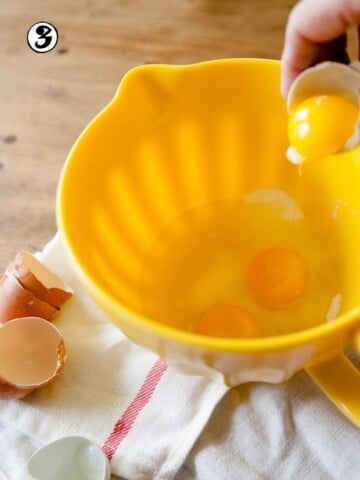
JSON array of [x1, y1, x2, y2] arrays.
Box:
[[57, 58, 360, 353]]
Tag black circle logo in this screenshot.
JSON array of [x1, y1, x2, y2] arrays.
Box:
[[27, 22, 58, 53]]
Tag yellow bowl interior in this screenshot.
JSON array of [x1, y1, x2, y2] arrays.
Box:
[[57, 59, 360, 352]]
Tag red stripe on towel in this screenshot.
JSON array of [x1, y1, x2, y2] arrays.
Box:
[[102, 358, 168, 461]]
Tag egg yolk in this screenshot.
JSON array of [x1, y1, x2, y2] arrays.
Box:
[[288, 94, 359, 160], [247, 247, 308, 309], [198, 303, 261, 338]]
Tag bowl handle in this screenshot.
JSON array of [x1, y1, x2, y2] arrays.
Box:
[[305, 349, 360, 427]]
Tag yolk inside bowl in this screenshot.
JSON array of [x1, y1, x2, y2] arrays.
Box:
[[198, 303, 261, 338], [288, 94, 359, 161], [138, 189, 341, 338], [247, 246, 308, 309]]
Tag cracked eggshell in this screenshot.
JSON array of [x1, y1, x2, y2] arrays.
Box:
[[287, 61, 360, 113], [7, 250, 74, 308], [286, 61, 360, 163], [28, 436, 111, 480], [0, 273, 58, 324], [0, 316, 66, 399], [0, 382, 34, 400]]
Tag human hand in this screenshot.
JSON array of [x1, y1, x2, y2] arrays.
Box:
[[281, 0, 360, 97]]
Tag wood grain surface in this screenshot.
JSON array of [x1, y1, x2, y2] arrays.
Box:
[[0, 0, 299, 270]]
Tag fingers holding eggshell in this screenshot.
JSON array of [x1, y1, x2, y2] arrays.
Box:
[[0, 316, 67, 399]]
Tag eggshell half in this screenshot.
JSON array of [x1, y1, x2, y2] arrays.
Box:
[[0, 382, 34, 400], [287, 61, 360, 113], [7, 250, 73, 308], [0, 316, 66, 399], [0, 273, 57, 324], [28, 436, 111, 480]]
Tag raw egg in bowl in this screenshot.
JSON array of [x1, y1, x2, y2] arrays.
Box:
[[57, 59, 360, 425]]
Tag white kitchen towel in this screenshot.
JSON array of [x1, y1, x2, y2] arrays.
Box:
[[0, 234, 229, 479], [176, 353, 360, 480], [1, 234, 360, 480]]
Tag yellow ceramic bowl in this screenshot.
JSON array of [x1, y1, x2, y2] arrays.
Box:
[[57, 59, 360, 426]]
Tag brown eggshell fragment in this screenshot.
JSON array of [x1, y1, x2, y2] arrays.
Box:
[[7, 250, 74, 308], [0, 273, 57, 324], [0, 316, 67, 399], [0, 382, 34, 400]]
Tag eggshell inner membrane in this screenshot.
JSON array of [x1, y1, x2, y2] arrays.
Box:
[[7, 250, 73, 308], [0, 273, 58, 323], [0, 316, 66, 386], [287, 61, 360, 113], [28, 436, 111, 480]]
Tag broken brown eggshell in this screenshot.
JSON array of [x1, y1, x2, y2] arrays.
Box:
[[0, 250, 72, 398], [0, 316, 67, 399], [0, 382, 34, 400], [7, 250, 74, 308], [0, 273, 58, 324]]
